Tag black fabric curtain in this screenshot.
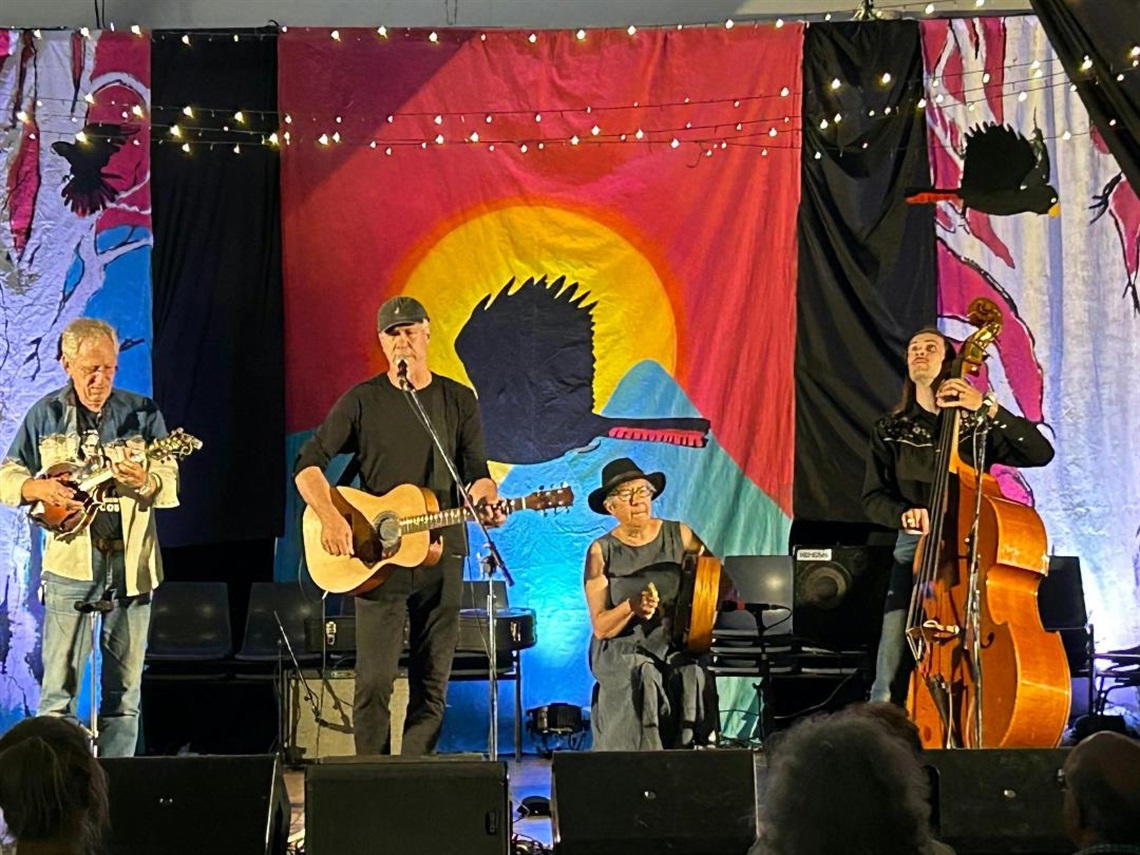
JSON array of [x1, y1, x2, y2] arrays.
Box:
[[794, 22, 937, 522], [1030, 0, 1140, 198], [151, 28, 284, 546]]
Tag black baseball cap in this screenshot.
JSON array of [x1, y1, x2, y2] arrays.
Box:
[[377, 295, 429, 333]]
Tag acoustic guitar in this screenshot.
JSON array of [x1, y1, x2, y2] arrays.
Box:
[[303, 483, 574, 595], [29, 428, 202, 538]]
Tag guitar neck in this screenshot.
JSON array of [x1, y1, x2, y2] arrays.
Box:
[[74, 445, 173, 493], [399, 497, 526, 534]]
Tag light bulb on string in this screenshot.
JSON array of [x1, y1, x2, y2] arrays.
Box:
[[769, 127, 777, 137], [825, 13, 832, 21], [233, 34, 239, 41], [917, 98, 926, 108], [736, 123, 743, 131], [982, 72, 991, 83], [318, 133, 330, 145], [670, 139, 680, 149], [75, 130, 88, 143], [1018, 91, 1027, 102], [80, 27, 90, 38], [814, 151, 821, 160], [470, 132, 480, 142], [831, 78, 841, 90], [130, 24, 142, 36], [627, 25, 637, 36], [285, 115, 293, 124], [1131, 46, 1139, 58], [761, 149, 768, 156], [284, 131, 291, 143], [1080, 56, 1092, 71], [685, 122, 692, 129], [435, 134, 444, 144], [335, 116, 342, 124], [780, 87, 789, 97], [181, 142, 190, 153], [132, 104, 144, 117], [33, 29, 41, 38], [434, 115, 443, 125], [430, 32, 439, 43], [725, 19, 735, 29], [1062, 130, 1071, 140], [170, 124, 182, 138], [1031, 60, 1040, 70], [16, 110, 28, 123], [534, 113, 541, 122], [485, 115, 492, 124], [974, 0, 984, 6], [332, 131, 341, 143], [834, 112, 841, 123], [181, 34, 190, 45], [591, 125, 601, 135], [620, 133, 627, 141], [819, 118, 829, 129], [538, 142, 545, 150], [635, 129, 644, 139], [421, 142, 428, 149], [1117, 73, 1125, 81], [377, 26, 388, 38], [233, 144, 240, 154], [529, 33, 538, 42], [884, 106, 891, 114], [924, 3, 934, 13], [234, 111, 245, 123], [520, 143, 528, 153], [487, 144, 494, 151], [183, 106, 194, 118], [935, 93, 944, 103], [331, 30, 341, 41], [776, 19, 784, 28], [369, 140, 377, 148], [576, 29, 586, 40], [269, 132, 279, 145], [386, 147, 393, 155], [570, 135, 580, 145]]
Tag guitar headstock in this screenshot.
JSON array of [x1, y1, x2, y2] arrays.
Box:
[[521, 485, 575, 512], [148, 428, 203, 461]]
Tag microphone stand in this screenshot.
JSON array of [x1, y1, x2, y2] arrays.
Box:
[[398, 360, 513, 761], [73, 592, 115, 756]]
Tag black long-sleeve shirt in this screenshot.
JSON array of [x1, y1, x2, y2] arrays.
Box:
[[862, 402, 1055, 529], [294, 372, 491, 511]]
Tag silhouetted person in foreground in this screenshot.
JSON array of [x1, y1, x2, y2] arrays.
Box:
[[1062, 731, 1140, 853]]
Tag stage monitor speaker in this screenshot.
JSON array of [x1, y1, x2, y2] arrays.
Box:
[[551, 749, 758, 855], [287, 669, 409, 758], [99, 754, 288, 855], [925, 748, 1071, 854], [305, 757, 509, 855], [793, 545, 891, 649]]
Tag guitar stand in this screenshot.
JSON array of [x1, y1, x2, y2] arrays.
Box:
[[73, 593, 115, 756]]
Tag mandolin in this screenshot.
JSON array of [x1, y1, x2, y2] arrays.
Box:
[[29, 428, 202, 537]]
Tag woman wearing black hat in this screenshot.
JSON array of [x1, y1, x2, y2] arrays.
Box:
[[583, 457, 715, 750]]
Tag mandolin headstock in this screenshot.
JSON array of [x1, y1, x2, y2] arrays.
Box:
[[148, 428, 203, 462]]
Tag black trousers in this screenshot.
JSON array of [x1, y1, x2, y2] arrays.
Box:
[[353, 555, 463, 756]]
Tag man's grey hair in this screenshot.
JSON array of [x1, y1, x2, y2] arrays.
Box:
[[758, 712, 934, 855], [59, 318, 118, 361]]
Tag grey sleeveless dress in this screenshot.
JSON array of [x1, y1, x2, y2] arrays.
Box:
[[588, 520, 712, 750]]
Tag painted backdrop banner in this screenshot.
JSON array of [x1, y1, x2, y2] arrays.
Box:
[[0, 30, 152, 732], [921, 17, 1140, 670], [278, 25, 803, 748]]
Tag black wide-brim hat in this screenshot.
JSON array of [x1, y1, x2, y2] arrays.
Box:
[[587, 457, 666, 515]]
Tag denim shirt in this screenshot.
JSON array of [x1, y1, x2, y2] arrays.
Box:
[[0, 384, 179, 595]]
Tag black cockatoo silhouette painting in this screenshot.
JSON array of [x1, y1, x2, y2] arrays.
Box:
[[454, 275, 711, 465], [51, 123, 136, 217], [907, 123, 1059, 217]]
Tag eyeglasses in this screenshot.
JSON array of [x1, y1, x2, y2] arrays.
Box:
[[611, 485, 655, 503]]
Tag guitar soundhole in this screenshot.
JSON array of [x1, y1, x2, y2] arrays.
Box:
[[374, 512, 401, 552]]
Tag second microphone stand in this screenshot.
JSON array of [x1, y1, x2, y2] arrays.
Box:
[[398, 361, 513, 761]]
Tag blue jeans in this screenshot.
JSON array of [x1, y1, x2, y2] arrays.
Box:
[[37, 550, 151, 757], [869, 532, 919, 704]]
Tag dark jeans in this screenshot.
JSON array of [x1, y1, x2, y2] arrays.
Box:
[[353, 554, 462, 755], [870, 531, 919, 704]]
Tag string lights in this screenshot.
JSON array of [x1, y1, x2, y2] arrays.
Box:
[[11, 24, 1134, 161]]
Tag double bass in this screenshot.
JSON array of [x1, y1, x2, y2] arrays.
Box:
[[906, 299, 1070, 749]]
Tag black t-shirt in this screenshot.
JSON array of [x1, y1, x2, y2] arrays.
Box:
[[294, 373, 492, 543], [75, 405, 123, 541]]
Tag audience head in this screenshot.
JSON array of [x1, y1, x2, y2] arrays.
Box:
[[0, 716, 108, 854], [760, 711, 933, 855], [1062, 730, 1140, 848], [847, 701, 925, 756]]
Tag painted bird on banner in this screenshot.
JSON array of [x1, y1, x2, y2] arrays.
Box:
[[455, 275, 710, 465]]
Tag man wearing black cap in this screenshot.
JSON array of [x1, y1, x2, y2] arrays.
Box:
[[294, 295, 503, 755]]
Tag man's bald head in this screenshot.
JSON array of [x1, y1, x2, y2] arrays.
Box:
[[1063, 731, 1140, 848]]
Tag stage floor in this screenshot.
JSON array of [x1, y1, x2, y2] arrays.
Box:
[[284, 755, 555, 851]]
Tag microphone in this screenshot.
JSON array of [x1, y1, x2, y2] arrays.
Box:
[[720, 601, 787, 614]]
